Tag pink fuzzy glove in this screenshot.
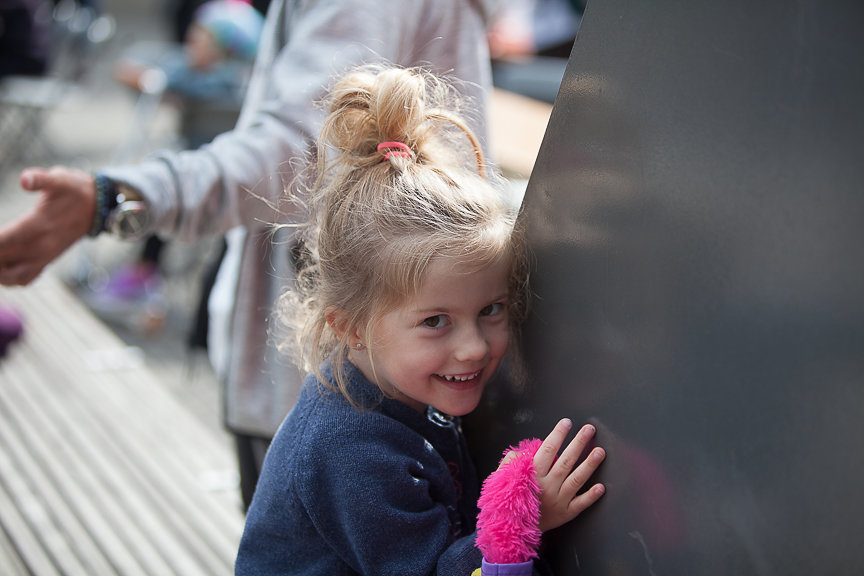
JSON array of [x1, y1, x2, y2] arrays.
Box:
[[474, 438, 544, 576]]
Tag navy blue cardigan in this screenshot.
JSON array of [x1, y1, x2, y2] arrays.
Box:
[[235, 360, 483, 575]]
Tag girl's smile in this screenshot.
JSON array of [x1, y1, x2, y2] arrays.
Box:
[[438, 370, 481, 383]]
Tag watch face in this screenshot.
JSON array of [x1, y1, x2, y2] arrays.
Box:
[[111, 201, 150, 239]]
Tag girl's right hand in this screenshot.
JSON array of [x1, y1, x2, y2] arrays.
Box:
[[534, 418, 606, 533]]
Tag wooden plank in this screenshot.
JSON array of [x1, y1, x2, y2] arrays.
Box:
[[0, 432, 63, 576], [0, 502, 32, 576], [0, 276, 244, 575], [0, 382, 125, 575], [1, 359, 169, 575]]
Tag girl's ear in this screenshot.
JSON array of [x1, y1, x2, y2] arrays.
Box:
[[326, 307, 365, 348], [325, 307, 349, 339]]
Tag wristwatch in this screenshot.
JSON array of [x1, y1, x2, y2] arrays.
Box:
[[106, 190, 150, 240], [93, 174, 151, 240]]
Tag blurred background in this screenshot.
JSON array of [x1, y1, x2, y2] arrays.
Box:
[[0, 0, 580, 431], [0, 0, 236, 432]]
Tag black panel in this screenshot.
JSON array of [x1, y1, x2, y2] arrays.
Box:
[[470, 1, 864, 574]]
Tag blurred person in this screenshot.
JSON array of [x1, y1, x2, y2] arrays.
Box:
[[0, 0, 496, 510], [165, 0, 270, 47], [84, 0, 264, 325], [488, 0, 583, 60], [115, 0, 264, 112], [487, 0, 583, 103], [0, 0, 52, 78]]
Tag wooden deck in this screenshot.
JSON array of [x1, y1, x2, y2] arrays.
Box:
[[0, 276, 244, 575]]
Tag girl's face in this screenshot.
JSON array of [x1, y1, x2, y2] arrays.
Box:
[[350, 255, 511, 416]]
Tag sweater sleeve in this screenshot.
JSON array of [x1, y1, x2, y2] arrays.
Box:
[[297, 413, 482, 576]]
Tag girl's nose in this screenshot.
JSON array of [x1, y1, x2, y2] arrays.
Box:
[[454, 323, 489, 362]]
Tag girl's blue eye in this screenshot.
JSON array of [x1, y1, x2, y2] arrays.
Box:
[[422, 315, 448, 328], [481, 302, 504, 317]]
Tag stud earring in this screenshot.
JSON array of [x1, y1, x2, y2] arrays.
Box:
[[355, 343, 363, 350]]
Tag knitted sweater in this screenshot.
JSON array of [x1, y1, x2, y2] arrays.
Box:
[[235, 360, 483, 575]]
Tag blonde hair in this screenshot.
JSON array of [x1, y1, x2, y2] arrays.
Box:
[[276, 65, 529, 402]]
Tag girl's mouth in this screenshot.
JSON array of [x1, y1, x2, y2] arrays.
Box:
[[437, 370, 481, 383]]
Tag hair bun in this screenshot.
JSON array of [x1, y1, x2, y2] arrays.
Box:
[[320, 65, 483, 176]]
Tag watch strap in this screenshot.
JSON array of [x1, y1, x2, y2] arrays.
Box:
[[89, 173, 119, 237]]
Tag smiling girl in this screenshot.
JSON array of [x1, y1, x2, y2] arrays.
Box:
[[234, 65, 606, 575]]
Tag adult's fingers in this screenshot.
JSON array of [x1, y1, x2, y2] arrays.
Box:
[[0, 260, 40, 286], [19, 166, 65, 191], [0, 212, 38, 262], [0, 212, 52, 286]]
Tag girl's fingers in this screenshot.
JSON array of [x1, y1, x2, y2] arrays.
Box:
[[533, 418, 573, 476], [546, 423, 597, 484], [568, 482, 606, 517], [534, 421, 607, 532], [561, 446, 606, 497]]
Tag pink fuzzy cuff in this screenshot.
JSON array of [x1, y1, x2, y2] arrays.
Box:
[[475, 438, 543, 565]]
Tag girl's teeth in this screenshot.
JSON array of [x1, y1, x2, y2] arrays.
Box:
[[442, 372, 477, 382]]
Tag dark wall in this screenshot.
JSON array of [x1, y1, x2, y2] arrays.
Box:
[[481, 1, 864, 574]]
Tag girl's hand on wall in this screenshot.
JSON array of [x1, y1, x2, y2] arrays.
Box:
[[534, 418, 606, 533]]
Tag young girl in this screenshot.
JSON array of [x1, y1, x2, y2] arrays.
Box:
[[234, 65, 606, 575]]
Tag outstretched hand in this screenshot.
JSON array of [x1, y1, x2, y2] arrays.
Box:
[[534, 418, 606, 533], [0, 166, 95, 286]]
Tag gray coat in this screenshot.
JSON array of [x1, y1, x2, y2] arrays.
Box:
[[103, 0, 493, 437]]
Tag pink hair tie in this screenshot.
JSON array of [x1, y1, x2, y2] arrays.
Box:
[[377, 141, 412, 160]]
